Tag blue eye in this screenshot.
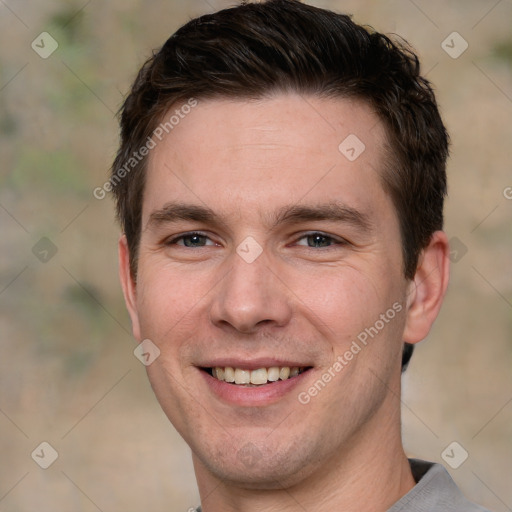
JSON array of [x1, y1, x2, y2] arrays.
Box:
[[296, 232, 343, 248], [167, 232, 214, 247], [165, 231, 345, 250]]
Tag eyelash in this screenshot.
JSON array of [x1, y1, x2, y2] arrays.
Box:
[[165, 231, 347, 249]]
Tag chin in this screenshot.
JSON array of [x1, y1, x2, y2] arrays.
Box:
[[194, 438, 322, 489], [206, 460, 311, 490]]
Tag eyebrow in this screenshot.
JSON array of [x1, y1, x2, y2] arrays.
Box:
[[146, 201, 373, 233]]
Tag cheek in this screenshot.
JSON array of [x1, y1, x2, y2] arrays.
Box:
[[135, 259, 209, 345], [290, 263, 402, 342]]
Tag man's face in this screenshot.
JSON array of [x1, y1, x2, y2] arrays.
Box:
[[121, 94, 414, 487]]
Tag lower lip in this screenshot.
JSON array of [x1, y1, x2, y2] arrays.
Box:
[[199, 369, 312, 406]]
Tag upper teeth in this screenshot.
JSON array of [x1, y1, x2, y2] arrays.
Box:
[[212, 366, 302, 385]]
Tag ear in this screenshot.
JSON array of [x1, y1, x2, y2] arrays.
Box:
[[118, 234, 142, 341], [403, 230, 450, 344]]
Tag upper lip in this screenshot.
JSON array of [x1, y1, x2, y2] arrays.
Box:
[[198, 358, 312, 371]]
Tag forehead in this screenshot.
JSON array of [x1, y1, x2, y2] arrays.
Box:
[[143, 94, 391, 226]]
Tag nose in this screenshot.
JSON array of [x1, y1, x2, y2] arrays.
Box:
[[209, 247, 293, 335]]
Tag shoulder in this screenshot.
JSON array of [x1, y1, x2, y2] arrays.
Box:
[[388, 459, 493, 512]]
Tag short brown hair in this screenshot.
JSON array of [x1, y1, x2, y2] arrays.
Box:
[[111, 0, 450, 370]]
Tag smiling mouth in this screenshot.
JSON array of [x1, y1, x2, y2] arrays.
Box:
[[202, 366, 312, 386]]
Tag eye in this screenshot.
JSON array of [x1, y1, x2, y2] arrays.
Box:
[[295, 232, 346, 249], [165, 232, 217, 248], [164, 231, 346, 250]]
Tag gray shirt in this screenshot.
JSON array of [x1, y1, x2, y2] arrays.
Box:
[[194, 458, 492, 511], [388, 458, 491, 511]]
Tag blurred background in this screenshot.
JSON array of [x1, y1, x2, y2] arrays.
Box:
[[0, 0, 511, 510]]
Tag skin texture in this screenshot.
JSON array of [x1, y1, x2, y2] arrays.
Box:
[[119, 94, 450, 512]]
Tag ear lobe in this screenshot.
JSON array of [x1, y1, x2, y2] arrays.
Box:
[[403, 231, 450, 344], [118, 234, 142, 341]]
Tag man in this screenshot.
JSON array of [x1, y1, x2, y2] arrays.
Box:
[[110, 1, 491, 510]]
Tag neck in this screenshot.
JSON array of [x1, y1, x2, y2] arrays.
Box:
[[193, 381, 416, 512]]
